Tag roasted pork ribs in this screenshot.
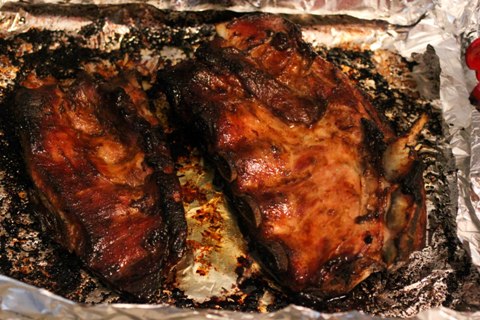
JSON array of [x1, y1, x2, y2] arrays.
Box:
[[13, 72, 187, 300], [160, 14, 427, 297]]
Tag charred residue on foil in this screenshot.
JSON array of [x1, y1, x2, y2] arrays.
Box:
[[0, 4, 479, 316]]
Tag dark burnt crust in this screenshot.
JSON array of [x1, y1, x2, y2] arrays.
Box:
[[198, 44, 327, 126], [361, 118, 388, 172]]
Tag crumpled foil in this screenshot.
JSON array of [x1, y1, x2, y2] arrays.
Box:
[[0, 0, 480, 319], [0, 0, 433, 25], [0, 274, 478, 320], [402, 0, 480, 268]]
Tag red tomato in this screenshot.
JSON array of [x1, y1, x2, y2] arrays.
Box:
[[466, 38, 480, 70], [477, 70, 480, 81], [470, 83, 480, 106]]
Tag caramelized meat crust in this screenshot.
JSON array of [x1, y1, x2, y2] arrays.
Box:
[[160, 14, 426, 297], [14, 72, 187, 299]]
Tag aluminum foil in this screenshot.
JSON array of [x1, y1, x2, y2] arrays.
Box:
[[399, 0, 480, 268], [0, 0, 480, 319], [0, 0, 433, 25]]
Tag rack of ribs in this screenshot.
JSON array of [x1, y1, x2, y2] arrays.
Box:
[[13, 71, 187, 300], [160, 14, 427, 297]]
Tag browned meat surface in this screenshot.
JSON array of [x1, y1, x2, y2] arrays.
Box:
[[13, 72, 187, 300], [160, 14, 426, 297]]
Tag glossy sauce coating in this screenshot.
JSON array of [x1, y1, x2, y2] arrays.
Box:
[[161, 14, 426, 297], [14, 72, 187, 300]]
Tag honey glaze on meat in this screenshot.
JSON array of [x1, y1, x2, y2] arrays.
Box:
[[160, 14, 427, 297], [13, 71, 187, 300]]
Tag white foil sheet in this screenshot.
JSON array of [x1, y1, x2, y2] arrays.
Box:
[[0, 0, 480, 319]]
